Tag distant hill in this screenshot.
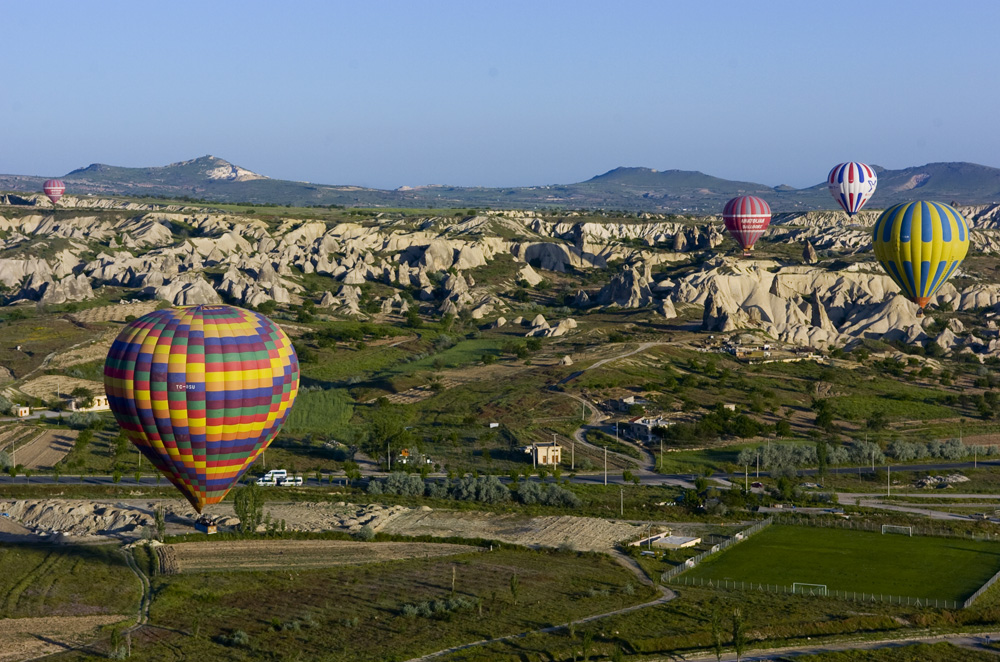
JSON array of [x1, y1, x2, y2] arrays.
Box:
[[1, 156, 998, 213]]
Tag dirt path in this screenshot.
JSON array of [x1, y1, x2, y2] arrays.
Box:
[[15, 429, 77, 470]]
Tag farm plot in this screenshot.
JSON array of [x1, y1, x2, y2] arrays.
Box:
[[18, 375, 105, 402], [14, 429, 77, 469], [379, 510, 639, 552], [684, 524, 1000, 603], [0, 615, 129, 662], [160, 539, 478, 573]]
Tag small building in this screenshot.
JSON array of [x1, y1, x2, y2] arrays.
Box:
[[622, 416, 672, 444], [652, 535, 701, 549], [14, 406, 30, 418], [70, 395, 110, 412], [525, 441, 562, 467], [612, 395, 651, 413]]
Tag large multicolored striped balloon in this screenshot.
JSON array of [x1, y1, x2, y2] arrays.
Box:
[[872, 201, 969, 312], [43, 179, 65, 205], [104, 305, 299, 512], [828, 162, 877, 217], [723, 195, 771, 254]]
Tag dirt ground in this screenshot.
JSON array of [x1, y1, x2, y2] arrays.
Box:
[[0, 614, 129, 662], [47, 327, 120, 369], [379, 510, 639, 552], [160, 539, 477, 573], [68, 301, 157, 325], [0, 499, 641, 552], [17, 375, 105, 402], [14, 429, 77, 469]]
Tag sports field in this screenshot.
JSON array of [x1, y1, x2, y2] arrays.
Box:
[[684, 524, 1000, 602]]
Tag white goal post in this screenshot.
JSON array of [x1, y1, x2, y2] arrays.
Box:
[[881, 525, 913, 537], [792, 583, 828, 596]]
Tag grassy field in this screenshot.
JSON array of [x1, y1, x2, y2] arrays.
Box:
[[684, 525, 1000, 602], [0, 543, 140, 618], [52, 546, 654, 662], [786, 643, 1000, 661]]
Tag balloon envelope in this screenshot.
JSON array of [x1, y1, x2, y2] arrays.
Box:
[[104, 305, 299, 512], [872, 201, 969, 310], [828, 162, 877, 217], [43, 179, 65, 204], [723, 195, 771, 252]]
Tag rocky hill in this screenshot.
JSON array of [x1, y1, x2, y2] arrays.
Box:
[[2, 158, 999, 213], [3, 195, 1000, 359]]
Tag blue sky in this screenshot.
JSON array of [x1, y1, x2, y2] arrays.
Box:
[[3, 1, 998, 189]]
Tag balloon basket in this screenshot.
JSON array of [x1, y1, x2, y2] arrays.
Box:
[[194, 516, 218, 535], [742, 251, 752, 258]]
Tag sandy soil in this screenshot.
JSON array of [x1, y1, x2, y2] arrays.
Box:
[[0, 614, 129, 662], [68, 301, 157, 325], [379, 510, 638, 552], [15, 429, 77, 470], [162, 539, 477, 573], [0, 499, 640, 552], [18, 375, 105, 402]]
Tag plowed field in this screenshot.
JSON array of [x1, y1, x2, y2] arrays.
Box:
[[160, 539, 477, 573]]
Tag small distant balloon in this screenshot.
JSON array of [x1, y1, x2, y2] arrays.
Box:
[[872, 201, 969, 313], [828, 162, 877, 217], [104, 305, 300, 512], [43, 179, 65, 205], [723, 195, 771, 256]]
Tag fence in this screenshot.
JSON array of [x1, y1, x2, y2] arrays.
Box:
[[775, 513, 1000, 543], [965, 566, 1000, 608], [659, 518, 772, 583], [668, 575, 960, 610]]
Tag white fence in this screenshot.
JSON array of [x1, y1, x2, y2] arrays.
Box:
[[659, 518, 772, 583], [669, 576, 959, 610], [965, 566, 1000, 608]]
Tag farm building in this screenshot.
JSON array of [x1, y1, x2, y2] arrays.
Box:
[[14, 406, 30, 417], [525, 441, 562, 467], [630, 532, 701, 549], [623, 416, 672, 443]]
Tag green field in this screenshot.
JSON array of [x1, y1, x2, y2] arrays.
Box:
[[0, 543, 140, 618], [684, 525, 1000, 602]]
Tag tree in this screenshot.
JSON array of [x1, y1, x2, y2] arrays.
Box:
[[775, 419, 792, 438], [509, 573, 520, 606], [711, 605, 724, 661], [234, 482, 265, 534], [866, 410, 889, 431], [581, 631, 593, 661], [732, 607, 746, 662], [154, 505, 166, 541], [816, 439, 828, 479]]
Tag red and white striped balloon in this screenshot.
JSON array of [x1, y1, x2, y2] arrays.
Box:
[[828, 162, 877, 217], [723, 195, 771, 253], [43, 179, 65, 205]]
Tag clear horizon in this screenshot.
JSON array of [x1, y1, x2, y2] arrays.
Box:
[[4, 1, 999, 190]]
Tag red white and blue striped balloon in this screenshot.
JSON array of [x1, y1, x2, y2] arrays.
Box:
[[43, 179, 65, 205], [827, 162, 877, 217], [723, 195, 771, 252]]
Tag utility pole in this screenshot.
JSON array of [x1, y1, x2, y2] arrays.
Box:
[[571, 439, 575, 470], [387, 441, 391, 471], [745, 465, 748, 492], [756, 452, 759, 478], [659, 437, 663, 473], [887, 465, 891, 497], [620, 486, 624, 517], [604, 447, 607, 486]]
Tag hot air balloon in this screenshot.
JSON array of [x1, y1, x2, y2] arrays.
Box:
[[104, 305, 299, 512], [872, 201, 969, 314], [43, 179, 65, 205], [723, 195, 771, 256], [828, 162, 877, 217]]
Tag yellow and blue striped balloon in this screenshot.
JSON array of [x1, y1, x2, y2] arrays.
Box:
[[872, 201, 969, 311]]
